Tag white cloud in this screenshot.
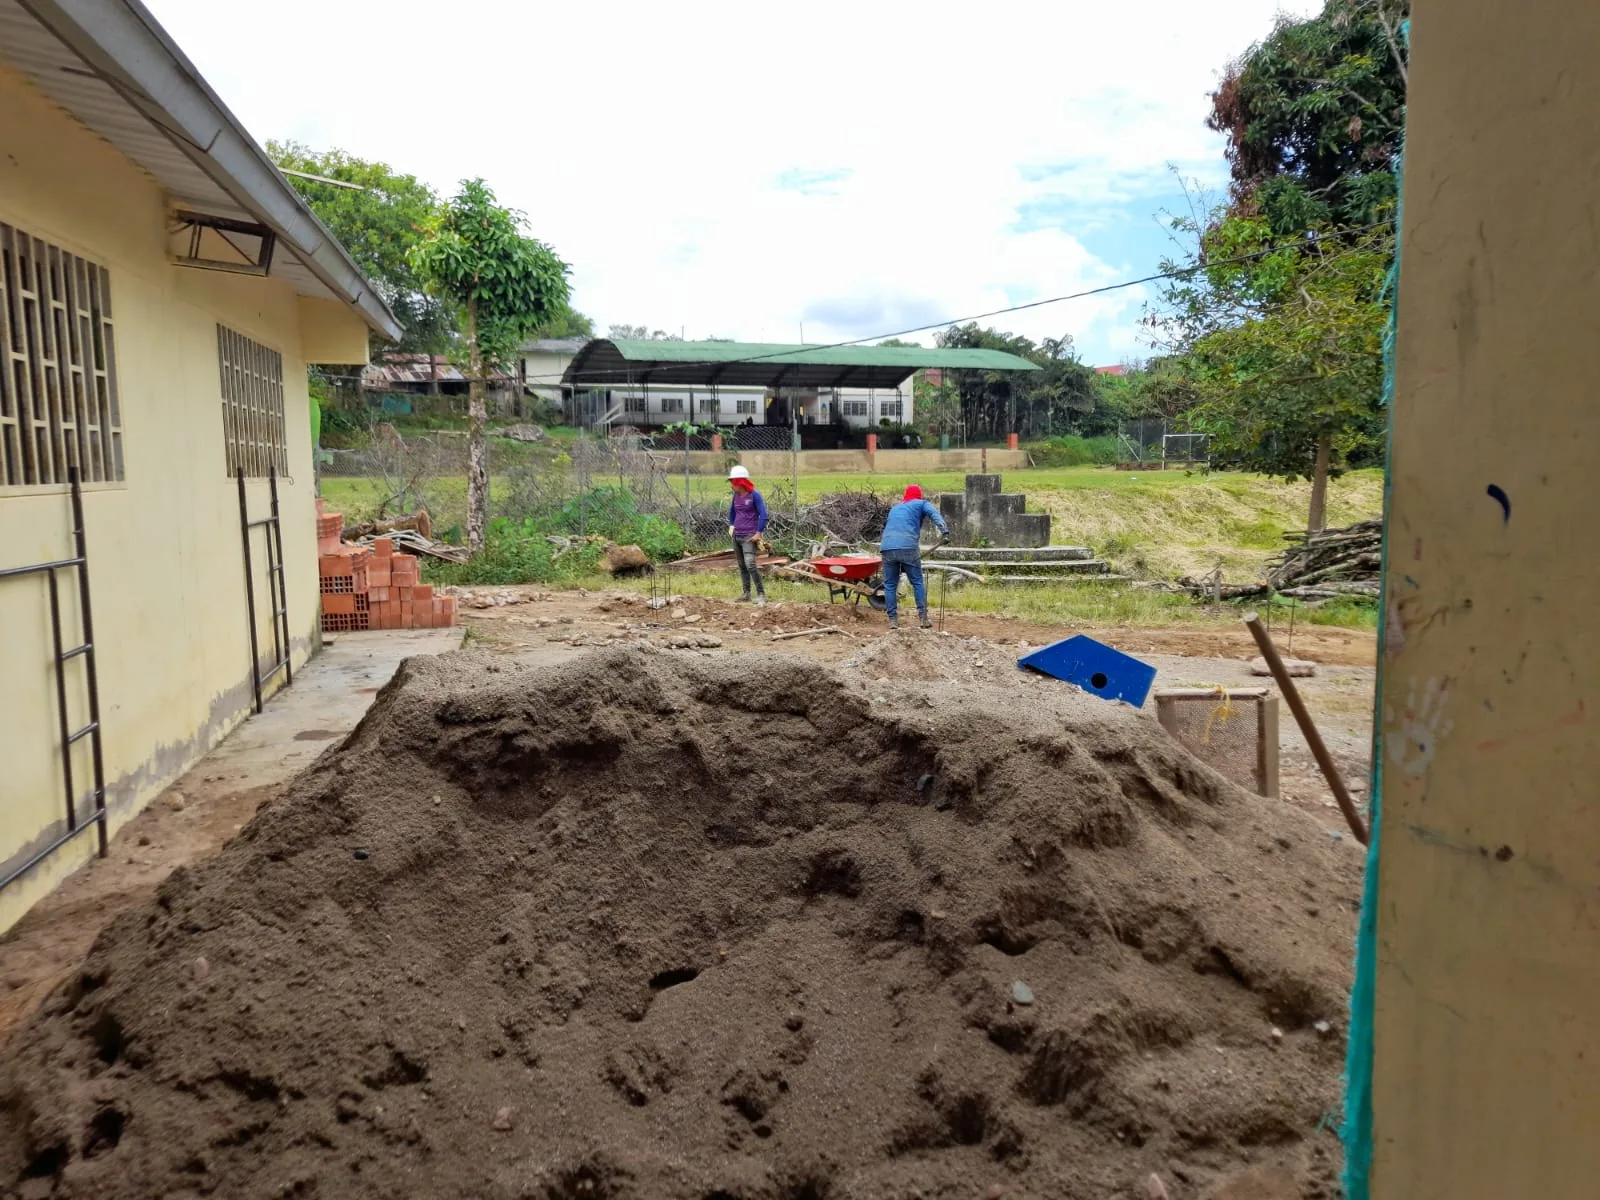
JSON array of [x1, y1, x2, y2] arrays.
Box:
[[148, 0, 1319, 361]]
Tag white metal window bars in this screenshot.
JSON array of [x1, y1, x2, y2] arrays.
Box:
[[217, 324, 287, 477], [0, 221, 124, 489]]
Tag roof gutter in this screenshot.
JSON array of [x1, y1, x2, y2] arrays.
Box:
[[18, 0, 403, 342]]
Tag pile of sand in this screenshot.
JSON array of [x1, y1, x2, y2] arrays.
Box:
[[0, 648, 1361, 1199], [843, 633, 1032, 688]]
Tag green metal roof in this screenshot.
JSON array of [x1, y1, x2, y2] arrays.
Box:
[[562, 339, 1039, 390]]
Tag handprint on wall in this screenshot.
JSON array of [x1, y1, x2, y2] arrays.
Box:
[[1385, 677, 1453, 777]]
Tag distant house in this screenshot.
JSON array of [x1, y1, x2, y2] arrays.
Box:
[[519, 338, 915, 430], [519, 338, 589, 410], [0, 0, 398, 928], [1095, 364, 1130, 377], [364, 354, 517, 399]]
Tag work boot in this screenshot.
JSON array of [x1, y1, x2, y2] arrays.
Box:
[[755, 594, 767, 607], [919, 613, 933, 629], [887, 617, 899, 630], [735, 593, 752, 603]]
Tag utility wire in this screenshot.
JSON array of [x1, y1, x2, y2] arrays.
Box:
[[346, 220, 1392, 386]]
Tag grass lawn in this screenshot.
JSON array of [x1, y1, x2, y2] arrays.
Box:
[[554, 569, 1376, 631], [327, 465, 1383, 582]]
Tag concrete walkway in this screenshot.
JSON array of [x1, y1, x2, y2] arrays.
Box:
[[201, 628, 464, 786], [0, 628, 462, 1040]]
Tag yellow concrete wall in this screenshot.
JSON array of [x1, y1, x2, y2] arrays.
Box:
[[0, 62, 366, 930], [1371, 2, 1600, 1195], [297, 297, 370, 365]]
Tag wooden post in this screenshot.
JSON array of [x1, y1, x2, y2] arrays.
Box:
[[1363, 4, 1600, 1196]]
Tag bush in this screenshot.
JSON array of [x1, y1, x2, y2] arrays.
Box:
[[424, 518, 603, 586], [1027, 435, 1119, 467], [426, 485, 689, 586]]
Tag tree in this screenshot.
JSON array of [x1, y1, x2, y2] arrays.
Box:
[[1154, 211, 1390, 530], [1208, 0, 1408, 235], [608, 324, 682, 341], [267, 142, 453, 370], [913, 372, 960, 438], [410, 180, 571, 552], [933, 325, 1101, 441], [1160, 0, 1407, 530], [529, 305, 595, 340]]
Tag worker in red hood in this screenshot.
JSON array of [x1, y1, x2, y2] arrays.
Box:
[[726, 465, 768, 604], [877, 483, 949, 630]]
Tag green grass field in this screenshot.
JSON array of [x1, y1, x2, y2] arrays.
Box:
[[321, 462, 1382, 630], [323, 465, 1383, 582]]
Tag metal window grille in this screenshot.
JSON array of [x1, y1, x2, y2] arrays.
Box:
[[735, 399, 758, 415], [1153, 687, 1280, 798], [217, 324, 287, 477], [880, 399, 904, 420], [621, 391, 646, 414], [660, 395, 684, 413], [841, 398, 870, 417], [0, 221, 124, 489]]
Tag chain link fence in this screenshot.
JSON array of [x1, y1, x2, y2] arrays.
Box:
[[1115, 419, 1209, 468], [318, 423, 905, 562]]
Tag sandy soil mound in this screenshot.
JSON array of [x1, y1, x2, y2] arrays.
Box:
[[0, 648, 1361, 1200], [844, 634, 1030, 687]]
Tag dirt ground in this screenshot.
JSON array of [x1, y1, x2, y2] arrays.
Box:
[[0, 645, 1363, 1199], [455, 586, 1377, 827], [0, 588, 1374, 1059]]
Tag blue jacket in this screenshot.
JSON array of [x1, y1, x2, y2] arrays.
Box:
[[878, 498, 949, 552], [729, 488, 769, 538]]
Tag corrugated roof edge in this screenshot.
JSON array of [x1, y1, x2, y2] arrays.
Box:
[[603, 339, 1042, 371], [25, 0, 402, 342]]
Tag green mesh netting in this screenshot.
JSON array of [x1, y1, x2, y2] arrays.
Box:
[[1342, 20, 1407, 1199]]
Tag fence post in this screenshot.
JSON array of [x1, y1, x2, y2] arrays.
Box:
[[683, 436, 692, 539], [791, 421, 799, 559]]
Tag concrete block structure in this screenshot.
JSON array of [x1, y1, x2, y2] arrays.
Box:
[[936, 474, 1051, 548]]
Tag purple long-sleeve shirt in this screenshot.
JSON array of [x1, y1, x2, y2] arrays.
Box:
[[729, 488, 769, 538]]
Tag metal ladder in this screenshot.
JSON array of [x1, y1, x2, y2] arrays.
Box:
[[235, 466, 292, 714], [0, 469, 108, 891]]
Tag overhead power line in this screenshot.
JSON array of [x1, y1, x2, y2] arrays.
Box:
[[436, 220, 1395, 386]]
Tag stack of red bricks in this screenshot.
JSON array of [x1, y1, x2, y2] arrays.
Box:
[[316, 502, 455, 634]]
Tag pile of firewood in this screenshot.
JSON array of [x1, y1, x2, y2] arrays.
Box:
[[1177, 517, 1382, 602], [1268, 518, 1382, 599]]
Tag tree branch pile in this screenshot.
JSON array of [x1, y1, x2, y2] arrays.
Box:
[[1178, 518, 1382, 602], [1268, 518, 1382, 598], [804, 490, 893, 544]]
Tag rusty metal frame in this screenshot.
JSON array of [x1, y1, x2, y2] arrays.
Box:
[[0, 470, 108, 891]]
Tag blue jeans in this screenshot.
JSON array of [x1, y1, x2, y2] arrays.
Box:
[[880, 548, 925, 621]]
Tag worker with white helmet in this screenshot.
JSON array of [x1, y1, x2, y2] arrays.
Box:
[[727, 465, 769, 604]]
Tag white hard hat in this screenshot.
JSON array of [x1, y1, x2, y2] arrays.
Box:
[[728, 465, 751, 481]]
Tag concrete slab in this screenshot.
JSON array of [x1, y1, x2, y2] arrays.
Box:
[[212, 629, 464, 783]]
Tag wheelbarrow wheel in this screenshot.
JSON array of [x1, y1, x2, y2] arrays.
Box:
[[867, 584, 887, 611]]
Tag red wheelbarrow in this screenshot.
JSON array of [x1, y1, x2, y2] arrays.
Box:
[[774, 554, 888, 609]]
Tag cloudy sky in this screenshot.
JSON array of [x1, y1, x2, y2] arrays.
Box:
[[149, 0, 1317, 366]]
